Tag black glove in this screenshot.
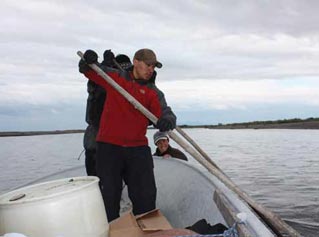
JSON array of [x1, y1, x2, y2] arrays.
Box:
[[83, 49, 98, 64], [79, 59, 90, 74], [156, 116, 175, 132], [101, 49, 115, 67]]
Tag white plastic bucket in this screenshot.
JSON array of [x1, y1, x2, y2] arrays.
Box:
[[0, 176, 108, 237]]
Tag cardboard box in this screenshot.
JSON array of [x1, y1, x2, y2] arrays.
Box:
[[109, 209, 172, 237]]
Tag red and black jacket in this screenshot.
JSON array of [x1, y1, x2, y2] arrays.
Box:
[[84, 67, 176, 147]]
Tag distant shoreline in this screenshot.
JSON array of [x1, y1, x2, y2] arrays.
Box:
[[1, 119, 319, 137], [0, 130, 85, 137], [180, 120, 319, 130]]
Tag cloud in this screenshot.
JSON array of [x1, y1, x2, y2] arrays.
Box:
[[1, 0, 319, 130], [2, 0, 319, 82], [158, 78, 319, 111]]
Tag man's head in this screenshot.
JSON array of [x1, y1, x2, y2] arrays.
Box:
[[153, 131, 169, 153], [133, 48, 162, 80]]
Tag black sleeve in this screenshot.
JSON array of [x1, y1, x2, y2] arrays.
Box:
[[174, 149, 188, 161]]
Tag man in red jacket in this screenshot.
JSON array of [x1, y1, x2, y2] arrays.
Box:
[[79, 48, 176, 222]]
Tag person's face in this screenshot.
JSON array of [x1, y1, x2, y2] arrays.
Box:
[[156, 139, 169, 153], [133, 59, 155, 80]]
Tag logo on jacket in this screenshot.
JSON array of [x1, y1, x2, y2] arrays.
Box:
[[139, 89, 145, 94]]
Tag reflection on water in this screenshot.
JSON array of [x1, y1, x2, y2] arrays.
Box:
[[1, 129, 318, 236]]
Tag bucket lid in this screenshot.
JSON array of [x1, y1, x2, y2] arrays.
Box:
[[0, 176, 99, 205]]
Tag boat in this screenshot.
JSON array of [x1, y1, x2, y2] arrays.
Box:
[[0, 52, 301, 236], [1, 156, 293, 237]]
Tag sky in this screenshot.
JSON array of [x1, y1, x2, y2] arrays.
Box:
[[1, 0, 319, 131]]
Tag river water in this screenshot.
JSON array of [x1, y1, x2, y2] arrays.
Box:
[[0, 129, 318, 236]]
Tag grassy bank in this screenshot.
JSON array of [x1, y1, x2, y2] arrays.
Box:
[[180, 118, 319, 129]]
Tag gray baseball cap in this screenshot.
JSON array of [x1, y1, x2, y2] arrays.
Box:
[[153, 131, 169, 145]]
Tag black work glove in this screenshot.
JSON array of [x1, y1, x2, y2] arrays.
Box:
[[78, 50, 98, 74], [156, 116, 176, 132], [79, 59, 90, 73], [101, 49, 115, 67], [83, 49, 98, 64]]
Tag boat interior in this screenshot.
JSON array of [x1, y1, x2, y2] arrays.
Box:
[[22, 156, 275, 236]]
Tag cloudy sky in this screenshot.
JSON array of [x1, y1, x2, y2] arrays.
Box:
[[1, 0, 319, 131]]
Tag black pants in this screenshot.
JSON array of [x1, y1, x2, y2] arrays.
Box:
[[96, 142, 157, 222], [85, 149, 97, 176], [83, 125, 98, 176]]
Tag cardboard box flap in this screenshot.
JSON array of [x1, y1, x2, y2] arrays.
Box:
[[109, 211, 139, 230], [136, 209, 172, 231], [109, 209, 172, 237], [110, 211, 145, 237], [111, 227, 144, 237]]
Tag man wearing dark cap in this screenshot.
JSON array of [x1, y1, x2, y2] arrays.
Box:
[[134, 48, 163, 68], [83, 51, 132, 176], [79, 48, 176, 222]]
